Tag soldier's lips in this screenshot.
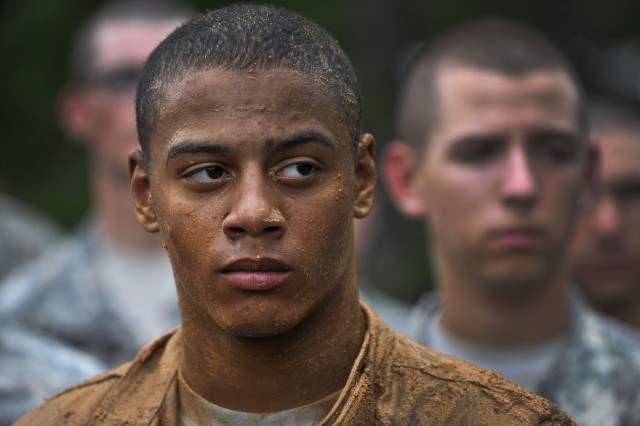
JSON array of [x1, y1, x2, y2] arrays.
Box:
[[489, 226, 545, 249], [220, 258, 290, 291]]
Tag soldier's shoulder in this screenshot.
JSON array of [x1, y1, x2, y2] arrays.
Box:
[[13, 364, 127, 426], [383, 332, 575, 424]]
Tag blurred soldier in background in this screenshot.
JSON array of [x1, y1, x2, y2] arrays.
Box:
[[571, 98, 640, 332], [0, 0, 193, 367], [383, 17, 640, 426]]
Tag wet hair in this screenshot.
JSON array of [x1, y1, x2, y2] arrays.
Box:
[[395, 18, 587, 153], [68, 0, 194, 85], [136, 3, 362, 161]]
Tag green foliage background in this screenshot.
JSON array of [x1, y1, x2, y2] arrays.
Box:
[[1, 0, 638, 302]]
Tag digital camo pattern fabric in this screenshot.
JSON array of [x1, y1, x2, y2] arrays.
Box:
[[411, 291, 640, 426], [0, 193, 61, 281], [0, 224, 146, 367], [0, 218, 180, 368], [536, 297, 640, 426], [0, 328, 105, 425]]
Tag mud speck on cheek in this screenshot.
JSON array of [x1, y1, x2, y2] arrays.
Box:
[[332, 172, 350, 202]]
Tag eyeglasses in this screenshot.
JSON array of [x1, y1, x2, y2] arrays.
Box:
[[80, 64, 143, 94]]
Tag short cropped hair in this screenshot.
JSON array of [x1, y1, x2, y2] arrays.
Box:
[[136, 4, 362, 160], [396, 18, 587, 153], [68, 0, 193, 85]]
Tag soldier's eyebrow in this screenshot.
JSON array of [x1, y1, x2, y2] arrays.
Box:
[[526, 128, 581, 145], [265, 131, 335, 151], [610, 174, 640, 193], [166, 130, 336, 163], [450, 133, 506, 146], [166, 142, 230, 162]]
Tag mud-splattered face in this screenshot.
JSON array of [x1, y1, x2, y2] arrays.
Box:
[[131, 67, 374, 338]]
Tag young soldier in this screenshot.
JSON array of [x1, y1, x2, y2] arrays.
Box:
[[0, 1, 192, 422], [383, 18, 640, 426], [0, 0, 192, 367], [571, 98, 640, 331], [18, 6, 573, 424]]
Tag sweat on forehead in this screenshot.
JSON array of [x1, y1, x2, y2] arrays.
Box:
[[135, 4, 362, 161]]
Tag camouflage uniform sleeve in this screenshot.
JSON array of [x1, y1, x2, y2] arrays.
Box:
[[13, 364, 127, 426]]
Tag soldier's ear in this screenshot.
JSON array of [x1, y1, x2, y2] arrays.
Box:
[[353, 133, 377, 219], [57, 85, 92, 145], [129, 149, 159, 233], [381, 141, 428, 217]]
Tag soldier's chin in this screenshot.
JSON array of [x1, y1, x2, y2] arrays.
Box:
[[224, 320, 298, 339], [581, 279, 639, 309], [480, 270, 551, 301]]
